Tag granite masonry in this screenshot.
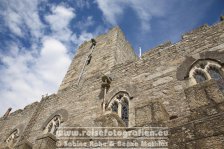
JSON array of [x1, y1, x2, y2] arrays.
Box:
[[1, 17, 224, 149]]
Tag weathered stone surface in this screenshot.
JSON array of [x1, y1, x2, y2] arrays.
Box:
[[15, 140, 32, 149], [33, 133, 56, 149], [94, 113, 126, 127], [153, 76, 173, 86], [1, 18, 224, 149]]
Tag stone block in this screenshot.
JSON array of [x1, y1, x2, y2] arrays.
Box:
[[196, 135, 224, 149], [33, 133, 56, 149], [15, 140, 32, 149], [135, 105, 152, 126]]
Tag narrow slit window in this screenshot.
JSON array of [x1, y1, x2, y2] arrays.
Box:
[[111, 102, 118, 113], [121, 100, 129, 126], [86, 55, 92, 65]]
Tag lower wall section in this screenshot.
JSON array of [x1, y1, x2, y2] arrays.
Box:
[[33, 134, 56, 149], [169, 112, 224, 149]]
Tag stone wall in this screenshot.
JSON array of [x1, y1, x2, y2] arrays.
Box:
[[168, 79, 224, 148], [0, 19, 224, 149], [58, 27, 137, 91], [0, 102, 39, 148]]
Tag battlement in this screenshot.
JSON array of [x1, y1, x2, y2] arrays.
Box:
[[181, 24, 210, 39], [142, 19, 224, 60], [2, 17, 224, 121], [1, 16, 224, 149], [0, 102, 39, 121], [0, 93, 58, 121]]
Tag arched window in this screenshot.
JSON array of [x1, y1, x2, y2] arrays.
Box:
[[208, 67, 223, 80], [111, 102, 118, 113], [194, 70, 207, 83], [208, 67, 224, 91], [107, 92, 130, 126], [121, 99, 129, 126], [189, 60, 224, 89], [5, 129, 19, 148], [44, 115, 61, 135]]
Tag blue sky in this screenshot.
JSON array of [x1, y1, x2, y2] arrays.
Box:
[[0, 0, 223, 116]]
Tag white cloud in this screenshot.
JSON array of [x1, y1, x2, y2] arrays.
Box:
[[45, 5, 76, 31], [0, 2, 74, 115], [2, 0, 44, 38], [96, 0, 167, 31], [44, 5, 97, 50], [0, 1, 100, 116], [71, 31, 97, 47], [96, 0, 215, 49], [96, 0, 124, 25], [0, 38, 71, 116], [35, 37, 71, 84], [45, 5, 76, 43], [75, 0, 90, 9], [75, 16, 95, 30], [7, 11, 24, 37]]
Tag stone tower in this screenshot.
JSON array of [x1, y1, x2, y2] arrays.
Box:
[[1, 18, 224, 149], [59, 27, 137, 91]]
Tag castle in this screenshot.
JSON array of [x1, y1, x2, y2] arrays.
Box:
[[1, 17, 224, 149]]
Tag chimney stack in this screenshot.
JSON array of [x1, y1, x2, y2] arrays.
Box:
[[3, 107, 12, 119]]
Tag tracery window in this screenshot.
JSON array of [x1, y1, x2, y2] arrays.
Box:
[[111, 102, 118, 113], [5, 129, 19, 148], [107, 92, 129, 126], [121, 99, 129, 126], [194, 70, 207, 83], [208, 67, 224, 92], [208, 67, 223, 80], [44, 115, 61, 135], [189, 60, 224, 91]]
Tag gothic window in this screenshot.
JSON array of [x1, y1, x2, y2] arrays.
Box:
[[107, 92, 130, 126], [5, 129, 19, 148], [194, 71, 207, 83], [208, 67, 223, 80], [121, 99, 129, 126], [208, 67, 224, 91], [111, 102, 118, 113], [44, 115, 61, 135], [189, 60, 224, 91]]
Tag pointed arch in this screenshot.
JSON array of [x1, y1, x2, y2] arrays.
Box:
[[44, 115, 61, 135], [104, 84, 135, 106], [176, 51, 224, 81], [207, 65, 224, 91], [5, 124, 24, 148], [188, 59, 223, 85], [106, 91, 130, 126], [42, 109, 68, 135], [208, 66, 223, 80], [193, 70, 207, 83], [5, 129, 19, 148]]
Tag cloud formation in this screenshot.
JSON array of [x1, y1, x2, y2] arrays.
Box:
[[2, 0, 43, 38], [0, 0, 96, 115], [0, 0, 221, 116], [45, 5, 76, 42], [0, 38, 70, 114], [96, 0, 166, 31]]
